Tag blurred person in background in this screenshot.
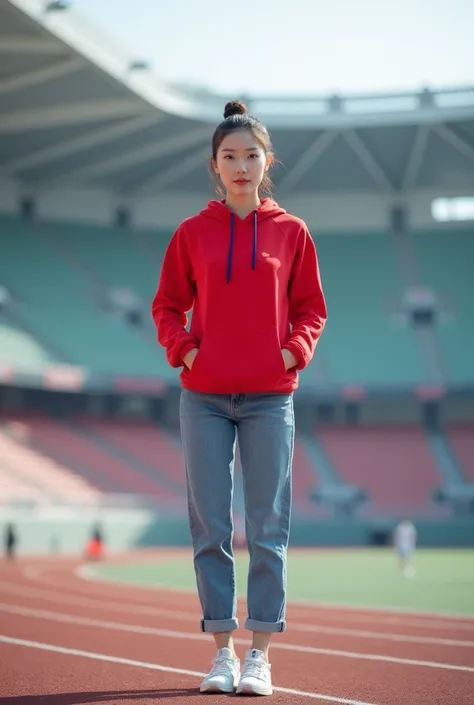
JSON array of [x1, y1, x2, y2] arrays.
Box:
[[4, 522, 17, 561], [85, 522, 105, 562], [394, 519, 417, 577]]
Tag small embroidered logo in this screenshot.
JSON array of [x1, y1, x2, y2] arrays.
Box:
[[262, 252, 270, 257]]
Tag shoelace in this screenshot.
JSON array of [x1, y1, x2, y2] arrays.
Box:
[[243, 659, 268, 679], [210, 656, 236, 677]]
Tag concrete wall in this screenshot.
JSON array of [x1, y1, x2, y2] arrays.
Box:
[[1, 177, 472, 233]]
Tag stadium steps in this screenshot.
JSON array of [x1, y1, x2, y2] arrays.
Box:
[[413, 326, 447, 384], [76, 419, 187, 496], [445, 425, 474, 482], [314, 233, 427, 386], [425, 429, 466, 486], [389, 227, 420, 289], [388, 226, 447, 385], [410, 229, 474, 385], [291, 438, 325, 515], [301, 434, 341, 486]]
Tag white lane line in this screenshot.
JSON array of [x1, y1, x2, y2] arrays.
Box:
[[0, 635, 378, 705], [0, 581, 196, 622], [76, 562, 474, 624], [19, 562, 474, 633], [1, 581, 473, 649], [2, 603, 474, 673], [287, 596, 474, 619], [292, 622, 474, 647]]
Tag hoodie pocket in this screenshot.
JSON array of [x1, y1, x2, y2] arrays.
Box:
[[183, 339, 223, 391], [182, 331, 288, 392], [250, 335, 287, 384]]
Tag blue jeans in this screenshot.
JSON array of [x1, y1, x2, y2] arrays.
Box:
[[179, 390, 294, 634]]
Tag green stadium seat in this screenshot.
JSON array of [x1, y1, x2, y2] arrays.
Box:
[[411, 229, 474, 385], [1, 214, 471, 389], [0, 215, 170, 379], [314, 233, 426, 386]]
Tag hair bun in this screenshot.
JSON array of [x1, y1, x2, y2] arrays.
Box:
[[223, 100, 248, 119]]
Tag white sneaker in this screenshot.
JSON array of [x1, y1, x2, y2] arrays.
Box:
[[200, 647, 241, 693], [236, 649, 273, 696]]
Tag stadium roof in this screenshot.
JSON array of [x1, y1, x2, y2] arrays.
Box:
[[2, 0, 474, 199]]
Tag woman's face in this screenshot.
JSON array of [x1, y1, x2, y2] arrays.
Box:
[[214, 129, 270, 198]]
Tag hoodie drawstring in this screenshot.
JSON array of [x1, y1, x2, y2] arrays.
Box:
[[226, 211, 258, 283], [226, 214, 235, 284], [252, 211, 257, 272]]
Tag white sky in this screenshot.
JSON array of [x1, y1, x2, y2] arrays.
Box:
[[76, 0, 474, 96]]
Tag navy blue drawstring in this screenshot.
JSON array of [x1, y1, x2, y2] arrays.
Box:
[[226, 214, 235, 283], [226, 211, 258, 283], [252, 211, 257, 271]]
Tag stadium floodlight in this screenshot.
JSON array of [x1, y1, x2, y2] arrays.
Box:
[[45, 1, 71, 11]]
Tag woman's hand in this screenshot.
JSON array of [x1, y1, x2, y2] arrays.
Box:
[[183, 348, 198, 370], [281, 348, 297, 371]]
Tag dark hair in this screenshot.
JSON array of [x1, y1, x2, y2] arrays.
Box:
[[210, 100, 275, 198]]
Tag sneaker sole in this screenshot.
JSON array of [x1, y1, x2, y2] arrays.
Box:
[[199, 682, 238, 694], [200, 684, 237, 694], [236, 683, 273, 696]]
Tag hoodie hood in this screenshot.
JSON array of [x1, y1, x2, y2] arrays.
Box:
[[199, 198, 287, 283]]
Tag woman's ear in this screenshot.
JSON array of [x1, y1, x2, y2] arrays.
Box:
[[210, 156, 219, 175], [265, 153, 273, 172]]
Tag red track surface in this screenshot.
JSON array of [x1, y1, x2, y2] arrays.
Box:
[[1, 551, 474, 704]]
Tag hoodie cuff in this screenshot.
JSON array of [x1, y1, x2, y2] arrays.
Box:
[[179, 339, 199, 367], [282, 340, 309, 371]]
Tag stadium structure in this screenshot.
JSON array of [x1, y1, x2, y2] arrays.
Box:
[[0, 0, 473, 554]]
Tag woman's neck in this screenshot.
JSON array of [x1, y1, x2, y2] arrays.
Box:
[[224, 192, 260, 220]]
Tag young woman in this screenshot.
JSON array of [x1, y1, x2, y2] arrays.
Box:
[[152, 100, 327, 696]]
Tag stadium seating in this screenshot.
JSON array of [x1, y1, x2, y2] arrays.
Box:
[[0, 215, 169, 379], [0, 410, 325, 516], [1, 215, 472, 390], [313, 233, 426, 387], [410, 229, 474, 385], [316, 426, 445, 517], [0, 414, 185, 510], [72, 418, 188, 493], [0, 421, 100, 505], [44, 221, 163, 305]]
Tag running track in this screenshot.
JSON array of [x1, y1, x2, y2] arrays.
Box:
[[1, 550, 473, 704]]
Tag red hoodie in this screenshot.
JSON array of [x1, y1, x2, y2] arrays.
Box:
[[152, 198, 327, 394]]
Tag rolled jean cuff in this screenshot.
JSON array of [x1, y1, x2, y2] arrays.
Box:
[[245, 618, 286, 633], [200, 618, 239, 633]]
